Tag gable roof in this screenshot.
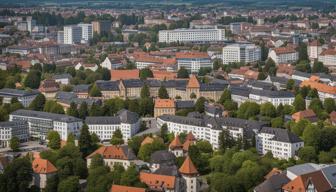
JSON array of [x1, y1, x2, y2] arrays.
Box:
[[155, 99, 175, 108], [292, 109, 317, 122], [169, 135, 183, 149], [86, 145, 136, 160], [282, 170, 332, 192], [300, 77, 336, 95], [110, 185, 146, 192], [111, 69, 139, 80], [187, 75, 200, 88], [140, 172, 176, 190], [259, 127, 302, 143], [179, 156, 198, 175], [255, 173, 290, 192], [32, 158, 57, 174]]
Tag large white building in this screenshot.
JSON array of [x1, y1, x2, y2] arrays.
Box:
[[229, 22, 241, 34], [158, 28, 225, 43], [10, 109, 83, 141], [176, 52, 213, 73], [85, 109, 140, 142], [222, 43, 261, 64], [78, 23, 93, 42], [268, 47, 299, 64], [0, 121, 29, 148], [318, 48, 336, 71], [157, 114, 266, 149], [0, 88, 39, 108], [256, 127, 304, 160], [63, 25, 82, 44], [308, 40, 323, 60]]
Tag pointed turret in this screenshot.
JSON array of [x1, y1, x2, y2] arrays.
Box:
[[187, 75, 200, 89], [179, 156, 198, 175], [169, 135, 183, 150]]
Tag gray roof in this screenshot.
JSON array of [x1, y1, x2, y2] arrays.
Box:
[[293, 70, 311, 78], [0, 121, 27, 129], [96, 80, 119, 91], [287, 163, 321, 176], [0, 88, 39, 97], [200, 83, 226, 91], [154, 165, 180, 176], [247, 80, 275, 90], [321, 165, 336, 188], [73, 84, 90, 93], [150, 150, 176, 164], [85, 109, 139, 125], [254, 173, 290, 192], [230, 86, 251, 97], [204, 102, 223, 115], [250, 89, 294, 98], [53, 73, 72, 80], [120, 145, 137, 160], [260, 127, 302, 143], [11, 109, 82, 123], [55, 91, 77, 100], [175, 100, 194, 109], [122, 79, 144, 88]]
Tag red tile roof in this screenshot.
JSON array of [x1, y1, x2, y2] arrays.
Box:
[[140, 172, 176, 190], [176, 52, 209, 59], [273, 47, 297, 55], [155, 99, 175, 108], [292, 109, 317, 122], [110, 185, 146, 192], [32, 158, 57, 174], [187, 75, 200, 88], [111, 69, 140, 80], [86, 145, 133, 160], [169, 135, 182, 150], [152, 71, 177, 80], [179, 156, 198, 175], [300, 77, 336, 95], [320, 48, 336, 56]]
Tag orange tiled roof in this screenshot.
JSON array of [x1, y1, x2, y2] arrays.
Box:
[[320, 48, 336, 56], [152, 70, 177, 80], [17, 60, 31, 69], [111, 69, 140, 80], [155, 99, 175, 108], [140, 172, 176, 190], [39, 79, 59, 93], [185, 132, 196, 142], [282, 170, 331, 192], [182, 140, 193, 151], [300, 77, 336, 95], [176, 52, 209, 59], [169, 135, 182, 149], [141, 136, 154, 146], [273, 47, 297, 55], [86, 145, 132, 160], [292, 109, 316, 122], [110, 185, 146, 192], [32, 158, 57, 174], [187, 75, 200, 88], [179, 156, 198, 175], [309, 40, 322, 47], [277, 64, 294, 75]]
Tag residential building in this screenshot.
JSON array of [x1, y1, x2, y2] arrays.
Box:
[[179, 156, 199, 192], [110, 185, 145, 192], [85, 109, 140, 142], [229, 22, 241, 34], [78, 23, 93, 42], [10, 109, 83, 141], [86, 145, 137, 170], [291, 109, 318, 123], [38, 79, 59, 99], [300, 76, 336, 100], [140, 172, 182, 192], [318, 48, 336, 72], [256, 127, 304, 160], [222, 43, 261, 64], [26, 16, 36, 33], [32, 158, 57, 189], [63, 25, 82, 44], [154, 99, 176, 118], [92, 20, 111, 35], [308, 40, 323, 60], [157, 114, 266, 149], [0, 88, 39, 107], [169, 136, 184, 157], [0, 121, 28, 148], [268, 47, 299, 64], [53, 74, 72, 85], [101, 57, 123, 70], [176, 52, 212, 73], [158, 28, 225, 43], [57, 31, 64, 44]]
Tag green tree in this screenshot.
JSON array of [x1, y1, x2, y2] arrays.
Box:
[[89, 83, 102, 97], [237, 102, 260, 119], [291, 119, 309, 136], [318, 151, 333, 163], [219, 129, 235, 151], [110, 129, 124, 145], [120, 165, 141, 186], [177, 67, 189, 78], [218, 89, 231, 104], [312, 61, 328, 73], [45, 175, 59, 192], [195, 97, 206, 113], [78, 102, 89, 119], [57, 176, 79, 192], [29, 93, 46, 111], [298, 42, 308, 61], [308, 98, 323, 114], [298, 146, 317, 162], [271, 117, 283, 128], [89, 154, 104, 169], [66, 133, 75, 146], [47, 131, 61, 150], [24, 70, 41, 89], [138, 139, 166, 161], [286, 79, 295, 90], [67, 102, 78, 117], [308, 88, 319, 99], [9, 136, 20, 152], [89, 103, 103, 116], [140, 84, 150, 98], [293, 94, 305, 112], [302, 124, 321, 150], [260, 102, 276, 117], [158, 85, 169, 99], [128, 136, 144, 155], [324, 98, 336, 113], [139, 68, 153, 80], [79, 124, 93, 157], [44, 100, 65, 114], [139, 98, 154, 116]]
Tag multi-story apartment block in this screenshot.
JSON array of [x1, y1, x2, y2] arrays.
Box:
[[256, 127, 304, 160], [57, 31, 64, 44], [0, 88, 39, 107], [300, 76, 336, 101], [0, 121, 29, 148], [158, 28, 225, 43], [63, 25, 82, 44], [229, 22, 241, 34], [85, 109, 140, 142], [78, 23, 93, 42], [92, 20, 111, 35], [86, 145, 137, 170], [157, 114, 266, 149], [308, 40, 323, 60], [176, 52, 212, 73], [268, 47, 299, 64], [318, 48, 336, 72], [154, 99, 176, 118], [10, 109, 83, 141], [222, 43, 261, 64]]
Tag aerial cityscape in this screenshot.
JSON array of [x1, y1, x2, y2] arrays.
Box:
[[0, 0, 336, 192]]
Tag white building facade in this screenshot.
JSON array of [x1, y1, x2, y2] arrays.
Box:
[[78, 23, 93, 42], [256, 127, 304, 160], [222, 44, 261, 64], [63, 25, 82, 45], [268, 47, 299, 64], [159, 28, 225, 43], [0, 121, 29, 148]]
